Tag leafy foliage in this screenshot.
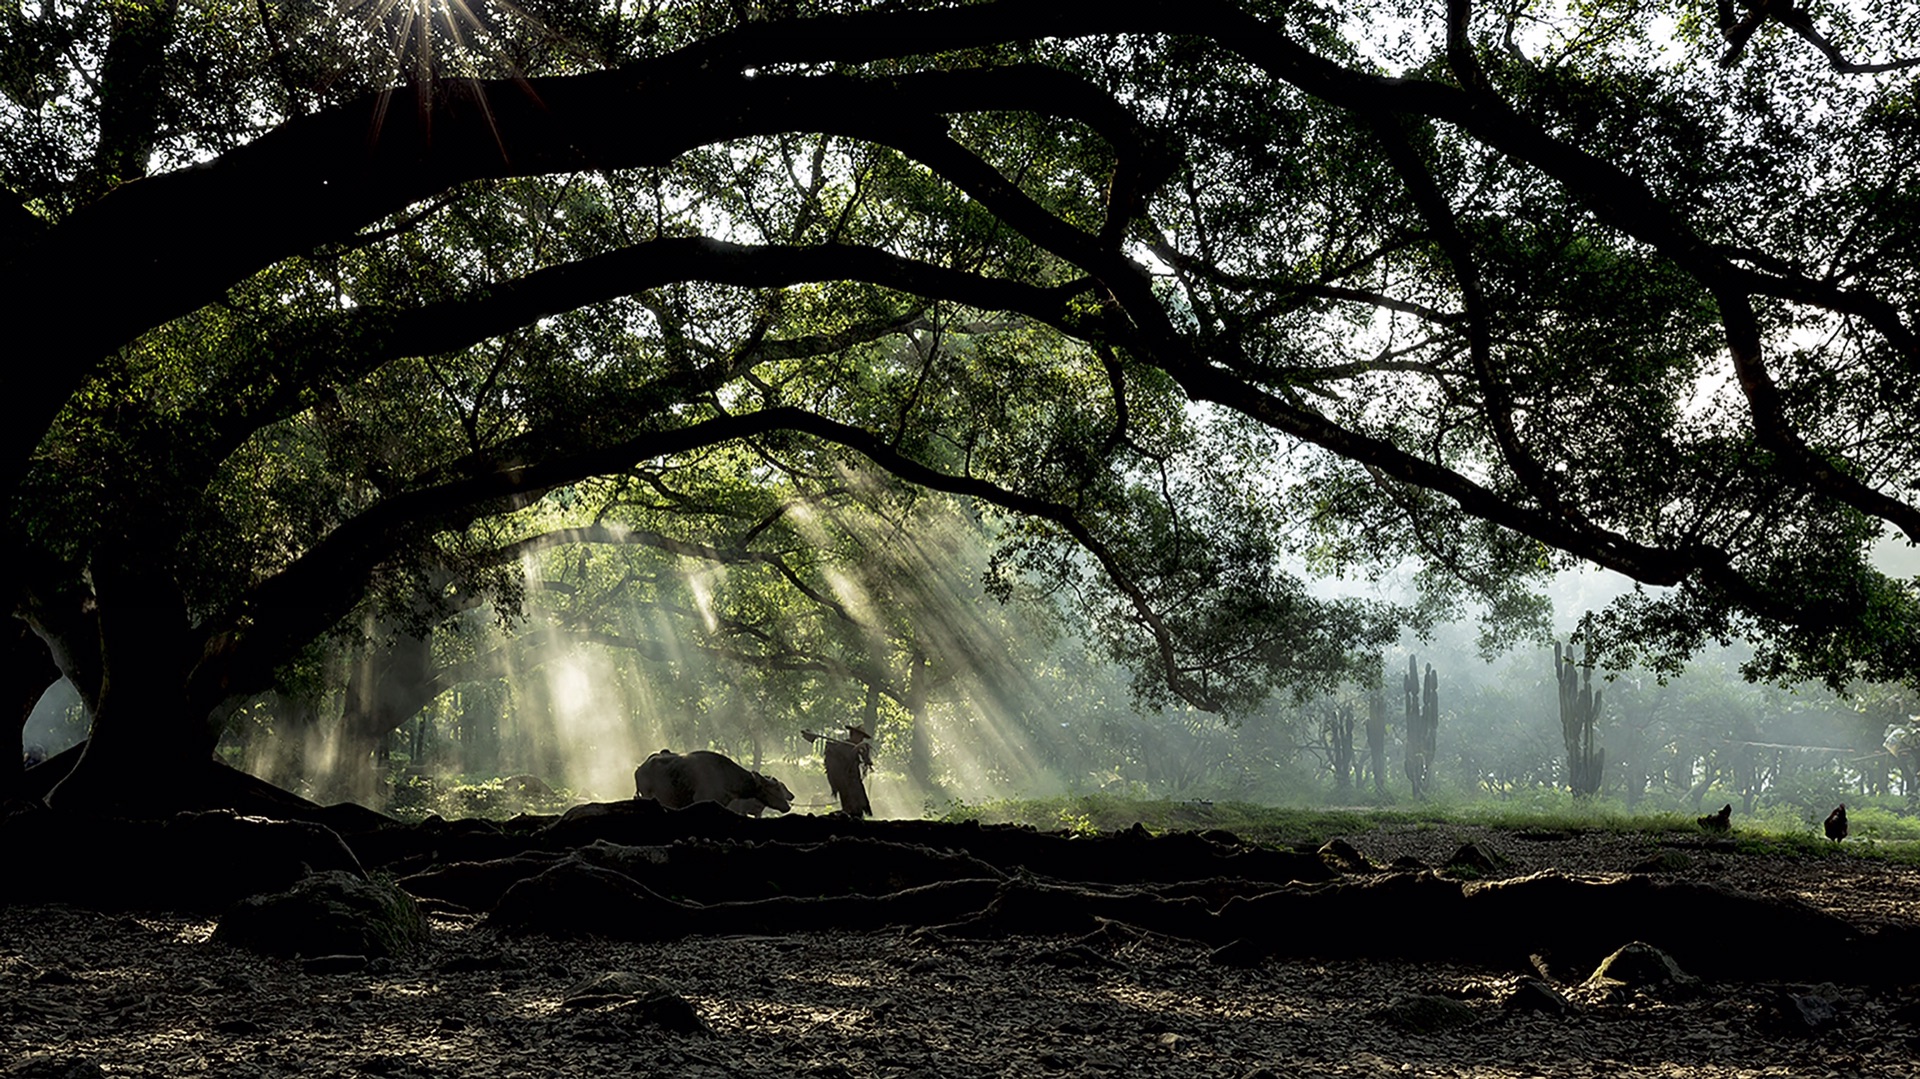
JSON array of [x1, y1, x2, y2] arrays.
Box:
[[7, 0, 1920, 809]]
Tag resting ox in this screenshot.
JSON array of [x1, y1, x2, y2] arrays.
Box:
[[633, 750, 794, 816]]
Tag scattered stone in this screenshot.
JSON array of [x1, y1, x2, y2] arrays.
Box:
[[213, 871, 427, 959], [213, 1018, 263, 1035], [101, 991, 149, 1016], [1422, 979, 1495, 1000], [2, 1057, 107, 1079], [355, 1051, 428, 1077], [561, 970, 661, 1008], [1583, 941, 1697, 999], [1505, 978, 1573, 1015], [1318, 838, 1374, 874], [1889, 996, 1920, 1026], [1156, 1031, 1186, 1049], [1771, 990, 1843, 1035], [561, 971, 710, 1035], [439, 951, 529, 974], [1242, 1069, 1281, 1079], [1057, 1019, 1107, 1035], [1388, 855, 1427, 871], [1443, 842, 1503, 877], [1375, 994, 1478, 1033]]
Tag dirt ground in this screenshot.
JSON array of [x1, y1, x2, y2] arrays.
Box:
[[5, 821, 1920, 1079]]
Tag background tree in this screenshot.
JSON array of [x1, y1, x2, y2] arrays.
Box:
[[6, 0, 1920, 813]]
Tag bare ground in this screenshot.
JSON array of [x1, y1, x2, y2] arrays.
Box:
[[5, 822, 1920, 1079]]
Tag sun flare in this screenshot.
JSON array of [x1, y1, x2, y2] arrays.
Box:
[[341, 0, 525, 83]]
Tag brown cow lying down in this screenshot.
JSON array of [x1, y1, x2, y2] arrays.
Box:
[[633, 750, 794, 816]]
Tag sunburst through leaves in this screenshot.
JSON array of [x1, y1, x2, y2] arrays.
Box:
[[339, 0, 534, 84]]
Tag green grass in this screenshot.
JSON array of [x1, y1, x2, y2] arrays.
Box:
[[385, 773, 582, 823], [939, 791, 1700, 845], [934, 792, 1920, 864]]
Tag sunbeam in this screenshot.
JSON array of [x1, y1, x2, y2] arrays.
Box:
[[342, 0, 523, 83]]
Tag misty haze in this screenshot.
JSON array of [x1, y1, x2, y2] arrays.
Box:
[[8, 1, 1920, 1076]]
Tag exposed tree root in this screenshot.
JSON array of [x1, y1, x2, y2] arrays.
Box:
[[476, 845, 1916, 986], [5, 789, 1914, 989]]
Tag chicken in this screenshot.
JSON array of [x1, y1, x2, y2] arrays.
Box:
[[1824, 804, 1848, 843], [1696, 804, 1732, 833]]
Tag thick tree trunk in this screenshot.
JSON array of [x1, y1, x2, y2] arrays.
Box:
[[457, 686, 503, 775], [94, 0, 181, 187], [905, 648, 933, 789], [45, 556, 212, 815], [1617, 721, 1643, 809], [1365, 691, 1387, 798], [331, 625, 437, 801]]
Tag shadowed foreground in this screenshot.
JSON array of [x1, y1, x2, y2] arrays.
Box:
[[6, 802, 1920, 1076]]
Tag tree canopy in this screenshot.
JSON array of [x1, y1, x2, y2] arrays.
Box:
[[4, 0, 1919, 810]]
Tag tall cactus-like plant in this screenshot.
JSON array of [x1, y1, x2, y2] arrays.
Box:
[[1403, 655, 1439, 797], [1324, 704, 1355, 792], [1556, 642, 1605, 796], [1366, 690, 1388, 798]]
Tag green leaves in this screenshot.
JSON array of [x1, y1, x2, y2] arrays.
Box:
[[10, 0, 1920, 768]]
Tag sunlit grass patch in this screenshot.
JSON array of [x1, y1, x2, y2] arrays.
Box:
[[939, 793, 1456, 845], [386, 772, 583, 822], [943, 791, 1718, 846], [935, 792, 1920, 864]]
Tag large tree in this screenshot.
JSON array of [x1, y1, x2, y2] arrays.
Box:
[[4, 0, 1918, 811]]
